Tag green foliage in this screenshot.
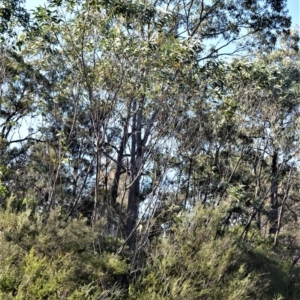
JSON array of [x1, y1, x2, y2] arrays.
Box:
[[0, 209, 128, 299], [0, 181, 7, 197], [0, 0, 29, 37], [0, 0, 300, 298], [0, 166, 8, 197], [131, 204, 300, 300]]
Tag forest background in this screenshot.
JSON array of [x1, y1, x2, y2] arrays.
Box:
[[1, 0, 300, 299]]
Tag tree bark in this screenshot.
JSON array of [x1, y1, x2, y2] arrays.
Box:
[[126, 100, 142, 251], [269, 150, 278, 234]]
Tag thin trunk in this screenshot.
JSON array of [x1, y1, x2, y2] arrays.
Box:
[[92, 142, 100, 228], [274, 168, 293, 245], [269, 151, 278, 234], [126, 101, 140, 251], [255, 181, 261, 230], [242, 185, 271, 240], [254, 141, 268, 230], [109, 129, 128, 237], [110, 116, 129, 207], [184, 157, 193, 208]]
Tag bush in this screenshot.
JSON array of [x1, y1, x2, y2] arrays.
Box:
[[0, 209, 128, 299], [130, 204, 300, 300]]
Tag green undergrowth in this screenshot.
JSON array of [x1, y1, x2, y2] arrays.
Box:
[[0, 206, 128, 299], [0, 203, 299, 299], [130, 205, 300, 300]]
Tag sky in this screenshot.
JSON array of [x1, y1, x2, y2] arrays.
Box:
[[286, 0, 300, 26], [25, 0, 300, 27]]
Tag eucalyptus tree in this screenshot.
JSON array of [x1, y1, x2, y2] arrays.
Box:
[[164, 29, 300, 245], [88, 0, 292, 252], [6, 0, 291, 256], [0, 44, 53, 213], [28, 0, 292, 249], [192, 36, 300, 247]]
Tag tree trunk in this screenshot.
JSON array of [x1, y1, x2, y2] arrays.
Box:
[[269, 150, 278, 234], [126, 101, 142, 251], [110, 117, 129, 207], [125, 95, 158, 251]]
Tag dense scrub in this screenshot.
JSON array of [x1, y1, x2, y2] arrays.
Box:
[[0, 202, 299, 299], [0, 202, 128, 299]]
